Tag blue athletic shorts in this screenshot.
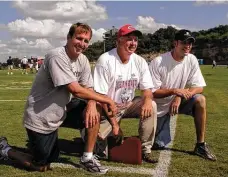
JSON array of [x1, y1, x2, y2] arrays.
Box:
[[154, 94, 201, 147]]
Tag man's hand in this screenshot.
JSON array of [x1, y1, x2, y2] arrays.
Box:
[[141, 98, 153, 119], [173, 88, 193, 100], [108, 100, 117, 117], [169, 96, 181, 116], [112, 124, 120, 136], [84, 100, 100, 128], [112, 124, 124, 145]]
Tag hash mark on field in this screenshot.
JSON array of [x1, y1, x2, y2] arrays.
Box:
[[51, 116, 177, 176]]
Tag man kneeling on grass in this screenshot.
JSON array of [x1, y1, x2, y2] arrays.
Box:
[[0, 22, 117, 174], [93, 24, 157, 163], [149, 29, 216, 161]]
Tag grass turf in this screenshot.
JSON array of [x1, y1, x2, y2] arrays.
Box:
[[0, 66, 228, 176]]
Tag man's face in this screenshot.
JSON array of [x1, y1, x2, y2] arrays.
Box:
[[118, 34, 138, 54], [175, 39, 193, 56], [67, 32, 91, 58]]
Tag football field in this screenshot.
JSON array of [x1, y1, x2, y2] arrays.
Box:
[[0, 65, 227, 177]]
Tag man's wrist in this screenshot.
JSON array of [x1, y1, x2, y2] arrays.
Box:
[[171, 89, 177, 95], [110, 117, 118, 127], [87, 100, 96, 106]]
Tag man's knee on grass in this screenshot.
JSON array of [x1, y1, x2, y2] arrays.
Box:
[[194, 95, 206, 109]]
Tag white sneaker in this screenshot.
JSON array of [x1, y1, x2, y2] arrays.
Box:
[[80, 155, 108, 174], [0, 137, 11, 160]]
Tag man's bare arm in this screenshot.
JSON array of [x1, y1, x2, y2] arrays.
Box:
[[67, 81, 117, 115]]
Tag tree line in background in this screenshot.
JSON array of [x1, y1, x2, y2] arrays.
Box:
[[84, 25, 228, 65], [1, 25, 228, 67]]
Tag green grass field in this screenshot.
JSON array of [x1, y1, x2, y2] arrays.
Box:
[[0, 66, 228, 177]]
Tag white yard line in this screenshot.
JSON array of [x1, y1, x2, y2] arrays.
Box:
[[51, 163, 154, 175], [0, 100, 26, 102], [51, 116, 178, 176], [152, 116, 177, 177], [0, 87, 31, 90]]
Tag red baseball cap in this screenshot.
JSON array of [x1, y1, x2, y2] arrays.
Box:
[[117, 24, 142, 38]]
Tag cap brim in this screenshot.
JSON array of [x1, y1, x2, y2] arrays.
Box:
[[184, 37, 195, 43], [130, 30, 142, 37], [122, 30, 142, 38]]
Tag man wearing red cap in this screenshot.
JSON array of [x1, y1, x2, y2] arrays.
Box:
[[93, 24, 157, 163], [149, 29, 217, 161]]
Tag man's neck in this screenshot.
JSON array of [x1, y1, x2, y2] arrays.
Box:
[[65, 45, 79, 60], [171, 50, 185, 62], [117, 47, 131, 64]]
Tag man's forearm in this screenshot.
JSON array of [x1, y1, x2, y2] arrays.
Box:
[[87, 88, 97, 106], [141, 89, 153, 100], [102, 104, 119, 127], [188, 87, 203, 95], [68, 82, 112, 105], [153, 89, 176, 98]]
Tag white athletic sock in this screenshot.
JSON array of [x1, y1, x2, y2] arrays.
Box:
[[2, 146, 12, 157], [82, 152, 93, 162]]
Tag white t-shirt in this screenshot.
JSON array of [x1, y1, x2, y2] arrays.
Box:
[[21, 58, 28, 64], [149, 51, 206, 117], [94, 48, 154, 109]]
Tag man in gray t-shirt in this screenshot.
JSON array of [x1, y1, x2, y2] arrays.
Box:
[[0, 23, 117, 174]]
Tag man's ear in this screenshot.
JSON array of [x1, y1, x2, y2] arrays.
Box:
[[173, 41, 178, 47]]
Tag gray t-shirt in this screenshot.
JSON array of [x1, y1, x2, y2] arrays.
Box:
[[23, 47, 93, 134]]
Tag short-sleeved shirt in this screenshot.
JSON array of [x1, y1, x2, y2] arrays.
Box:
[[7, 59, 13, 65], [93, 48, 154, 109], [149, 51, 206, 117], [23, 47, 93, 134], [21, 58, 28, 65]]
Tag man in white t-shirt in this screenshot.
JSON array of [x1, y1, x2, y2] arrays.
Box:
[[93, 24, 157, 163], [0, 23, 117, 174], [21, 56, 28, 74], [149, 29, 216, 161]]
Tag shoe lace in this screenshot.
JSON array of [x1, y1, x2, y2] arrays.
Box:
[[91, 155, 102, 167]]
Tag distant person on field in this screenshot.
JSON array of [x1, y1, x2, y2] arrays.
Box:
[[93, 24, 158, 163], [21, 56, 28, 74], [7, 56, 13, 75], [0, 22, 117, 174], [212, 60, 216, 69], [33, 58, 39, 73], [28, 57, 34, 73], [149, 29, 217, 161], [18, 60, 21, 70]]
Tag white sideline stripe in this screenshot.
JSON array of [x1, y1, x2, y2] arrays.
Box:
[[152, 115, 177, 177], [51, 163, 154, 175], [0, 88, 31, 90], [50, 116, 177, 176], [0, 100, 26, 102]]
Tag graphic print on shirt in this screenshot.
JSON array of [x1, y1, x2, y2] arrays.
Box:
[[115, 73, 138, 108], [71, 62, 81, 80]]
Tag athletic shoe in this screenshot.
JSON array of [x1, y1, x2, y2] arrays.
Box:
[[0, 137, 11, 160], [80, 155, 108, 174], [142, 153, 158, 163], [194, 142, 217, 161]]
